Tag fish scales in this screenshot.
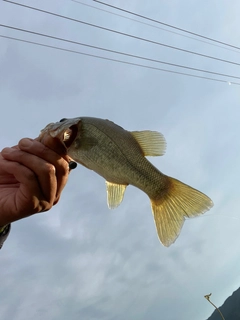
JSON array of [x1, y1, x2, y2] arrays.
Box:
[[40, 117, 213, 247], [70, 117, 167, 197]]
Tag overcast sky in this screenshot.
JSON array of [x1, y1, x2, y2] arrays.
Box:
[[1, 1, 240, 319]]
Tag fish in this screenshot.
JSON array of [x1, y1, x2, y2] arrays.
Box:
[[39, 117, 213, 247]]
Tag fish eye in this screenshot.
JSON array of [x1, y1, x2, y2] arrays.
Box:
[[59, 118, 67, 122]]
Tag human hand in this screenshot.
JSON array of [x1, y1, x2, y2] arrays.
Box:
[[0, 137, 71, 226]]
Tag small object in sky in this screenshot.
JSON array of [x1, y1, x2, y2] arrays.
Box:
[[40, 117, 213, 247], [204, 293, 225, 320], [204, 293, 212, 300]]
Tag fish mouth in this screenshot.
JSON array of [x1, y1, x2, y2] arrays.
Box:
[[62, 124, 78, 148]]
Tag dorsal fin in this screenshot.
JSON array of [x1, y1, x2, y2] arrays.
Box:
[[106, 181, 127, 209], [130, 131, 166, 156]]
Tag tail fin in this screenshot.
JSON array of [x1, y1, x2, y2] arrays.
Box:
[[150, 176, 213, 247]]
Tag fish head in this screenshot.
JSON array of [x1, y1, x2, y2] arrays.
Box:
[[39, 118, 81, 155]]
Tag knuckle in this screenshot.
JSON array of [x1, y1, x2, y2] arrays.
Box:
[[62, 160, 69, 175], [57, 159, 69, 176], [44, 163, 56, 176]]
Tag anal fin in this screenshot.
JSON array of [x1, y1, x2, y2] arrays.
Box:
[[106, 181, 127, 209]]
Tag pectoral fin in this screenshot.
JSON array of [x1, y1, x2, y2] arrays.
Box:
[[106, 181, 127, 209], [130, 131, 166, 156]]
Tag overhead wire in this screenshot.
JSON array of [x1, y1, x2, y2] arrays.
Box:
[[0, 24, 240, 79], [2, 0, 240, 67], [93, 0, 240, 51], [1, 0, 240, 84], [1, 23, 240, 80], [71, 0, 240, 54], [0, 34, 239, 85]]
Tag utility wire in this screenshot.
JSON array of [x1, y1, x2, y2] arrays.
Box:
[[93, 0, 240, 51], [1, 23, 240, 80], [71, 0, 240, 54], [3, 0, 240, 67], [1, 34, 238, 85]]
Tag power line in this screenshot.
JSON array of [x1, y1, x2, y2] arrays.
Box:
[[93, 0, 240, 51], [71, 0, 240, 54], [3, 0, 240, 67], [1, 23, 240, 80], [1, 34, 238, 85]]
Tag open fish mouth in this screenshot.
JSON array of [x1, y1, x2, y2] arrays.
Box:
[[63, 128, 72, 142], [62, 124, 79, 148]]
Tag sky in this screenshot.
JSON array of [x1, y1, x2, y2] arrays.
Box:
[[0, 0, 240, 319]]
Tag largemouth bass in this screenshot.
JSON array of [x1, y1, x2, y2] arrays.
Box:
[[40, 117, 213, 247]]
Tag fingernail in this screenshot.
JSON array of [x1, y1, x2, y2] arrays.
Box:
[[69, 161, 77, 170], [19, 138, 33, 149]]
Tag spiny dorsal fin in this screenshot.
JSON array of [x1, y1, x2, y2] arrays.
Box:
[[130, 131, 166, 156], [106, 181, 127, 209]]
